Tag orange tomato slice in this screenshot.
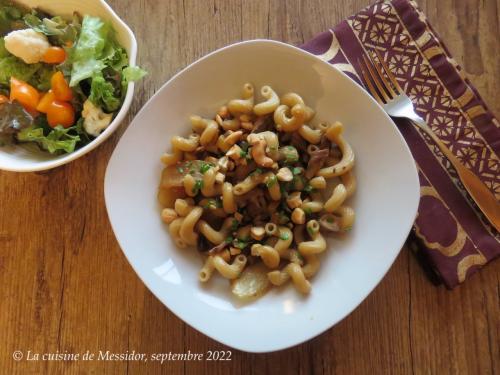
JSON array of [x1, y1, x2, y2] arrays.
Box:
[[10, 77, 40, 112], [46, 100, 75, 128], [41, 47, 67, 64], [36, 90, 56, 113], [51, 71, 73, 101]]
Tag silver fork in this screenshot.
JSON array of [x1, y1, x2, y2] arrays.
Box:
[[358, 50, 500, 232]]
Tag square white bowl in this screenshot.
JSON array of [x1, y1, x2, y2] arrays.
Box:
[[0, 0, 137, 172], [104, 40, 419, 353]]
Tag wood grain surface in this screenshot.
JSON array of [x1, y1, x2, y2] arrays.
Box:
[[1, 1, 499, 374]]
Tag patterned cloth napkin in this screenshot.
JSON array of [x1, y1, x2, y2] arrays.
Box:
[[301, 0, 499, 288]]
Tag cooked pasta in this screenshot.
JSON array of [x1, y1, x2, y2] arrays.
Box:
[[157, 83, 356, 299]]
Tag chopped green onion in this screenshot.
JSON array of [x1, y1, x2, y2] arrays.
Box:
[[265, 175, 277, 188], [234, 239, 248, 249], [304, 208, 312, 215], [199, 162, 212, 174], [292, 167, 302, 175], [303, 184, 314, 193], [307, 226, 315, 236], [251, 168, 263, 176], [203, 198, 221, 209], [225, 236, 234, 244], [231, 219, 239, 231], [192, 179, 204, 194], [239, 141, 249, 152], [279, 232, 290, 241], [282, 146, 299, 163]]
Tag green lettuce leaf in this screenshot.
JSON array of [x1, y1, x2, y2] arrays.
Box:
[[0, 52, 54, 90], [17, 126, 78, 154], [107, 46, 128, 71], [30, 65, 55, 91], [69, 16, 111, 86], [0, 37, 8, 57], [23, 12, 81, 46], [65, 14, 146, 118], [122, 66, 147, 84], [0, 2, 26, 36], [0, 56, 40, 85], [89, 72, 120, 112], [16, 117, 91, 154]]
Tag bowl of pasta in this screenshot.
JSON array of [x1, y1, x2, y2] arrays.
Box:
[[104, 40, 419, 352]]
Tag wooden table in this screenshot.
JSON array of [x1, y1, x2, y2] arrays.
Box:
[[1, 1, 498, 374]]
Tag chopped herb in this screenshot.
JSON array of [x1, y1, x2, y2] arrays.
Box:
[[251, 168, 263, 176], [192, 179, 204, 194], [225, 236, 234, 244], [292, 167, 302, 175], [307, 226, 315, 236], [303, 184, 314, 193], [199, 162, 212, 174], [231, 219, 239, 231], [279, 232, 290, 241], [239, 150, 247, 158], [203, 198, 221, 209], [282, 146, 299, 163], [304, 208, 313, 215], [234, 238, 248, 249], [265, 175, 277, 188], [239, 141, 249, 152], [176, 166, 184, 173]]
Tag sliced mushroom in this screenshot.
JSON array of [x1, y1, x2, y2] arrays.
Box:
[[305, 148, 329, 179]]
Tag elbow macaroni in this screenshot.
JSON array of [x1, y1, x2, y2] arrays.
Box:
[[158, 84, 356, 299], [253, 85, 280, 116], [228, 83, 254, 115]]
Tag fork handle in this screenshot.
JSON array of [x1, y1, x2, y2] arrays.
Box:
[[410, 116, 500, 232]]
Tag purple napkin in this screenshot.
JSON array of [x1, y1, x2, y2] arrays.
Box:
[[301, 0, 499, 288]]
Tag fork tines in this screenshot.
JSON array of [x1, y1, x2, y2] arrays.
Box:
[[358, 50, 402, 104]]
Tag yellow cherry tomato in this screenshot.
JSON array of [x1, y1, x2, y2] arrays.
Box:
[[10, 77, 40, 112], [47, 100, 75, 128], [51, 71, 73, 101]]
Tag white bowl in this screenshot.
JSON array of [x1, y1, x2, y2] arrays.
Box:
[[0, 0, 137, 172], [104, 40, 419, 353]]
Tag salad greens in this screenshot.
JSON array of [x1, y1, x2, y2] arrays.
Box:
[[23, 12, 80, 45], [0, 0, 146, 155], [0, 1, 25, 35], [0, 100, 32, 145]]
